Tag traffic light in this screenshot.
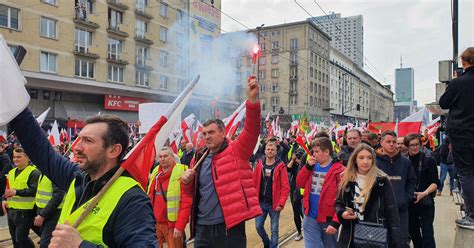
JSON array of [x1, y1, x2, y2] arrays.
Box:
[[356, 104, 361, 111]]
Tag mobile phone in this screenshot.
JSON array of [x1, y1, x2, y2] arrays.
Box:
[[13, 46, 27, 66]]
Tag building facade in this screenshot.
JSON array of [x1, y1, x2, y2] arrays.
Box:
[[245, 20, 332, 123], [1, 0, 232, 132], [309, 12, 363, 68]]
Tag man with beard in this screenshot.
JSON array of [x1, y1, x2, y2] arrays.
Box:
[[8, 111, 157, 247], [376, 131, 416, 247]]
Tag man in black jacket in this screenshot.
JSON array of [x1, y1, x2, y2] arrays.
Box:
[[0, 141, 13, 213], [439, 47, 474, 229], [9, 109, 157, 247], [338, 129, 362, 166], [376, 131, 416, 247], [180, 142, 195, 166]]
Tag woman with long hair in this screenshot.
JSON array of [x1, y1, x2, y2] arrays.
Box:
[[335, 143, 402, 248]]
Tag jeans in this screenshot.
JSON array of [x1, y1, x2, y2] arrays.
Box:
[[409, 203, 436, 248], [290, 190, 303, 234], [255, 202, 280, 248], [451, 137, 474, 219], [194, 222, 246, 248], [438, 163, 456, 193], [399, 209, 410, 247], [302, 215, 336, 248], [38, 209, 61, 248], [7, 209, 36, 248]]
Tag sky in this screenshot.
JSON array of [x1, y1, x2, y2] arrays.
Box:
[[221, 0, 474, 105]]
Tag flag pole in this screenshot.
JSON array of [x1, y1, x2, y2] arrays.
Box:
[[72, 74, 200, 228]]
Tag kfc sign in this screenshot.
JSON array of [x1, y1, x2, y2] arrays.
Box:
[[104, 95, 147, 111]]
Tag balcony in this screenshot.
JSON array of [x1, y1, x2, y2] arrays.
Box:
[[107, 0, 129, 11], [134, 34, 154, 45], [135, 5, 153, 19], [107, 22, 129, 37], [73, 11, 99, 29], [73, 46, 99, 59], [107, 54, 128, 65], [135, 60, 153, 70]]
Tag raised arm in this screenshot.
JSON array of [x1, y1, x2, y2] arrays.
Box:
[[9, 108, 79, 190]]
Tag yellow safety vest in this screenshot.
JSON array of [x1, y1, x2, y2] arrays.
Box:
[[7, 165, 37, 210], [35, 175, 64, 209], [178, 149, 184, 158], [58, 176, 138, 247], [148, 164, 187, 221], [287, 144, 294, 161]]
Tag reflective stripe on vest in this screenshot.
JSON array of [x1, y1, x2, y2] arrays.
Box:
[[35, 175, 64, 209], [7, 166, 37, 210], [287, 145, 294, 161], [59, 176, 138, 247], [148, 164, 187, 222]]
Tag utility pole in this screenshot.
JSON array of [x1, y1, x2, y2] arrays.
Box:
[[341, 73, 346, 124], [452, 0, 459, 69]]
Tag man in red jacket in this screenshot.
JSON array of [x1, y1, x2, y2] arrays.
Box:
[[181, 76, 261, 247], [148, 147, 193, 248], [253, 141, 290, 248], [296, 137, 344, 248]]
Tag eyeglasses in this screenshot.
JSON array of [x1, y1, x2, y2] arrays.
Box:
[[409, 143, 420, 147]]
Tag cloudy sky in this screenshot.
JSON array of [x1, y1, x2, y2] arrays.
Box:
[[221, 0, 473, 105]]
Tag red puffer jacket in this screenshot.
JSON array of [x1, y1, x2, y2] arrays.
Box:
[[296, 161, 344, 228], [190, 100, 262, 236], [253, 160, 290, 210]]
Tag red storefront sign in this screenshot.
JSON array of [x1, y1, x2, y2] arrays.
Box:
[[104, 95, 148, 112]]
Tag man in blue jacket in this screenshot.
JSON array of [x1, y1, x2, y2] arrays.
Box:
[[376, 130, 416, 248], [9, 109, 157, 247]]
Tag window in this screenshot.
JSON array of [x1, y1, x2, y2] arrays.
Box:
[[310, 82, 313, 92], [310, 52, 314, 63], [42, 0, 57, 5], [75, 60, 94, 78], [160, 26, 168, 42], [271, 30, 280, 36], [259, 56, 266, 65], [176, 56, 184, 71], [108, 9, 123, 29], [271, 69, 279, 78], [290, 82, 296, 93], [271, 54, 279, 64], [290, 96, 297, 105], [108, 65, 124, 83], [0, 5, 19, 29], [135, 19, 148, 38], [29, 89, 38, 99], [136, 46, 149, 65], [260, 84, 266, 92], [136, 0, 147, 12], [290, 52, 297, 64], [272, 41, 279, 49], [7, 44, 17, 55], [271, 83, 279, 92], [259, 42, 266, 50], [40, 52, 57, 73], [75, 28, 92, 53], [290, 38, 298, 50], [258, 71, 265, 79], [159, 75, 168, 90], [310, 96, 313, 106], [77, 0, 94, 14], [159, 50, 168, 67], [160, 3, 168, 18], [310, 68, 313, 78], [108, 38, 123, 60], [40, 17, 57, 39], [135, 71, 149, 87], [271, 97, 279, 106], [43, 90, 50, 100], [176, 9, 184, 24]]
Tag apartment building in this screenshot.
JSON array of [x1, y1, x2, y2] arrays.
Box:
[[0, 0, 230, 131]]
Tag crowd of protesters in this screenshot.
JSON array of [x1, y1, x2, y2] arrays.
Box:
[[2, 55, 474, 248]]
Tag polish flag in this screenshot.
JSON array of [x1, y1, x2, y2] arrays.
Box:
[[398, 108, 427, 137], [181, 113, 196, 143], [36, 107, 50, 126], [223, 101, 246, 136], [227, 108, 246, 138], [192, 120, 204, 148], [427, 117, 441, 135], [121, 75, 199, 189], [48, 120, 61, 146], [68, 137, 80, 162], [0, 130, 6, 143]]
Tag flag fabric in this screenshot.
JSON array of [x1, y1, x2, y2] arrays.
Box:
[[227, 108, 246, 138], [398, 108, 427, 136], [223, 101, 246, 138], [181, 113, 196, 142], [0, 34, 30, 125], [299, 113, 310, 134], [427, 117, 441, 135], [368, 122, 396, 134], [68, 137, 80, 162], [36, 107, 51, 126], [0, 130, 6, 143], [48, 121, 61, 146], [295, 136, 311, 155], [121, 75, 199, 189]]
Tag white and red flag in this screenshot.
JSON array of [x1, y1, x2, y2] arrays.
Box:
[[121, 75, 199, 189], [36, 107, 51, 126], [48, 120, 61, 146], [398, 108, 427, 137], [223, 101, 246, 138], [181, 113, 196, 143]]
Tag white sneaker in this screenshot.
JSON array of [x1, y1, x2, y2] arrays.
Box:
[[294, 233, 303, 241]]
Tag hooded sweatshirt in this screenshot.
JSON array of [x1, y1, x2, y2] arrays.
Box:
[[376, 149, 416, 211]]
